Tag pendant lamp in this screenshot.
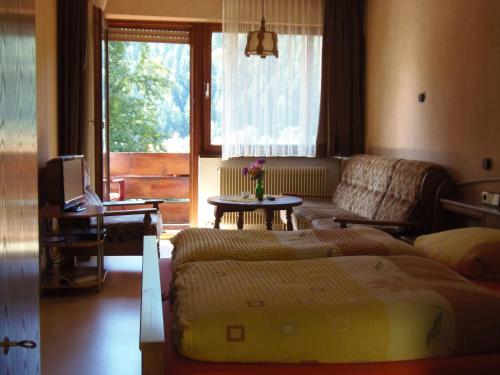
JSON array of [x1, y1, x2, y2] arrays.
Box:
[[244, 0, 278, 58]]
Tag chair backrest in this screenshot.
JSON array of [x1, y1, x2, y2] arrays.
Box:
[[333, 155, 399, 219], [82, 159, 103, 207]]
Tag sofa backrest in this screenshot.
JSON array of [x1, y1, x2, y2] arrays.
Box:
[[333, 155, 399, 219], [374, 159, 443, 222]]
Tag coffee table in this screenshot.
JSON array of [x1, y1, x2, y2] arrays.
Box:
[[207, 195, 303, 231]]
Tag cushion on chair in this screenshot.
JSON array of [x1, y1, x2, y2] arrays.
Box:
[[375, 160, 442, 222], [292, 203, 366, 230], [333, 155, 398, 219], [101, 214, 162, 243]]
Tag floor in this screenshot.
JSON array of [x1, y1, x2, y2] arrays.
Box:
[[40, 241, 172, 375]]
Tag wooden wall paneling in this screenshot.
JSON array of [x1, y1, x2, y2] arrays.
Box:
[[0, 0, 41, 373]]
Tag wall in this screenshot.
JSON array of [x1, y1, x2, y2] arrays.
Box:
[[365, 0, 500, 199], [105, 0, 222, 22], [36, 0, 58, 166]]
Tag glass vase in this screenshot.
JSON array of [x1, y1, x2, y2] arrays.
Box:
[[255, 178, 264, 201]]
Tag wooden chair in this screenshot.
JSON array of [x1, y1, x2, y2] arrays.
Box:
[[82, 165, 164, 256]]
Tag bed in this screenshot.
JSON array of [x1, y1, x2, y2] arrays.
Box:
[[140, 233, 500, 375], [170, 227, 420, 272]]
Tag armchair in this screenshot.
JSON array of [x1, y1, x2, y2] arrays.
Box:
[[83, 169, 164, 256]]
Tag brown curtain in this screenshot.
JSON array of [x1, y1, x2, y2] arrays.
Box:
[[316, 0, 365, 157], [57, 0, 88, 155]]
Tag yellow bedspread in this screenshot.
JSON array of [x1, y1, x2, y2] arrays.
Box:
[[170, 227, 418, 272], [173, 256, 500, 363]]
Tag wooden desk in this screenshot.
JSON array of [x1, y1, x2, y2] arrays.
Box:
[[207, 195, 303, 231], [440, 198, 500, 228]]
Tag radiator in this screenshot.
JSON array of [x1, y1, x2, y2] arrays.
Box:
[[219, 167, 328, 228]]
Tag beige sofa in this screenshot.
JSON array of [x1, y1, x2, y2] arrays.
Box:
[[283, 154, 448, 235]]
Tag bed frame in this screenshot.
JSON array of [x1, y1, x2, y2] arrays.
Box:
[[140, 236, 165, 375]]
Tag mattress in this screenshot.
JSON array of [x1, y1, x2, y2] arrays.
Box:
[[172, 255, 500, 363], [170, 227, 419, 272]]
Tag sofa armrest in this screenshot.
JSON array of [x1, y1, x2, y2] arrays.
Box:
[[103, 208, 158, 225], [333, 217, 424, 229], [281, 192, 331, 201], [103, 199, 165, 209]]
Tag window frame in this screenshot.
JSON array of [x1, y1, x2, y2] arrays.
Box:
[[201, 23, 222, 156]]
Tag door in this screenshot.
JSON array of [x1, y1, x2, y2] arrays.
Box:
[[105, 23, 193, 228], [0, 0, 40, 373]]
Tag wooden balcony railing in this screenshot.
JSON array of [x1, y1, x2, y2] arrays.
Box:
[[109, 152, 190, 225]]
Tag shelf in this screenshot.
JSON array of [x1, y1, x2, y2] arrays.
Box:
[[41, 267, 107, 290], [42, 229, 107, 247], [39, 204, 106, 292]]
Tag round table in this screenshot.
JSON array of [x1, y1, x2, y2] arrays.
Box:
[[207, 195, 303, 231]]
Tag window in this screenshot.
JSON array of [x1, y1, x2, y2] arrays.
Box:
[[220, 0, 324, 159]]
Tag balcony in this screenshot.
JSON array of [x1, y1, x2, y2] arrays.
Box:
[[109, 152, 189, 228]]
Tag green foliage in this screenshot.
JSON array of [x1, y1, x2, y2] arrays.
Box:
[[108, 42, 172, 152]]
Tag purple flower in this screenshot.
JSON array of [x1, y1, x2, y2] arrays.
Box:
[[257, 158, 266, 165], [242, 167, 249, 176]]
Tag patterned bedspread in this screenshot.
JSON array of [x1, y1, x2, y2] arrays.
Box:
[[172, 256, 500, 363], [170, 227, 419, 272]]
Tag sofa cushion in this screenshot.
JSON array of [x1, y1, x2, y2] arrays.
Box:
[[333, 155, 398, 219], [106, 214, 162, 242], [375, 160, 442, 222], [91, 213, 162, 243], [292, 202, 365, 230]]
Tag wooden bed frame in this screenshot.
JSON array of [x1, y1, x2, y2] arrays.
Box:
[[140, 235, 500, 375], [140, 236, 165, 375]]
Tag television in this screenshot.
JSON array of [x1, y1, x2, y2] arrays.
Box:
[[42, 155, 87, 211]]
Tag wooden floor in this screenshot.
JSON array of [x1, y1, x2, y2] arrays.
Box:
[[40, 241, 172, 375]]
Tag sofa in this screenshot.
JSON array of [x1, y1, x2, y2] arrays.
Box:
[[282, 154, 448, 236]]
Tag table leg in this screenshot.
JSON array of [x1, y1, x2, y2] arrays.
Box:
[[97, 216, 103, 292], [265, 209, 273, 231], [286, 208, 294, 231], [214, 206, 223, 229], [237, 211, 244, 230]]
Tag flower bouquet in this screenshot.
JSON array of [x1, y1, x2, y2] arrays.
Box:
[[242, 159, 266, 201]]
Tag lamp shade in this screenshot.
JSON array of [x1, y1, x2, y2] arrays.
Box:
[[244, 17, 278, 58]]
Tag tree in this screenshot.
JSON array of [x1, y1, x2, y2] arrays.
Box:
[[108, 41, 172, 152]]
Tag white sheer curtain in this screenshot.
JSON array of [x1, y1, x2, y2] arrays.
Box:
[[222, 0, 324, 160]]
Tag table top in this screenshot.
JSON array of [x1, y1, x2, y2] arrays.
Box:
[[207, 195, 302, 210]]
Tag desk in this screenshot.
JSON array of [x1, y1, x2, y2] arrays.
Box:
[[207, 195, 302, 231], [39, 205, 107, 292], [440, 198, 500, 228]]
